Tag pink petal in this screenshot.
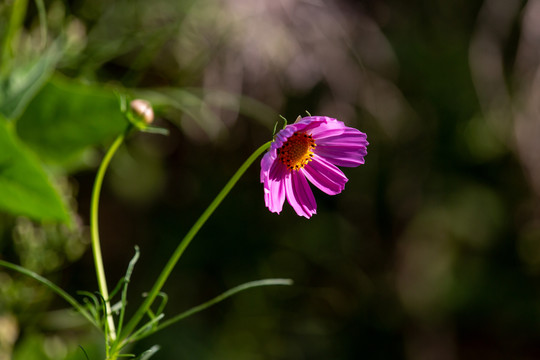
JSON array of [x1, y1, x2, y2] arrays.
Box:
[[314, 129, 368, 167], [260, 150, 275, 182], [302, 156, 348, 195], [285, 170, 317, 218], [315, 128, 368, 143], [273, 118, 325, 148], [263, 160, 287, 213], [309, 119, 348, 138], [314, 146, 367, 167]]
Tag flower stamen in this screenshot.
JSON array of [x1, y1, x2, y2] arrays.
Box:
[[277, 132, 316, 170]]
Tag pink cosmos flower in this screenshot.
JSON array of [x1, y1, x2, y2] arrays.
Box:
[[260, 116, 368, 218]]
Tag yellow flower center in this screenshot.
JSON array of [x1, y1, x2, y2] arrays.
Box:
[[277, 132, 316, 171]]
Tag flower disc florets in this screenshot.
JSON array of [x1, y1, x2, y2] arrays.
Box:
[[277, 132, 316, 170]]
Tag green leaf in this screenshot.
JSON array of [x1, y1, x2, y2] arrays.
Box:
[[0, 43, 61, 120], [137, 345, 160, 360], [0, 259, 96, 327], [16, 75, 128, 165], [0, 118, 69, 222]]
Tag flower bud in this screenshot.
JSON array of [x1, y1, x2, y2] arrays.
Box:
[[130, 99, 154, 125]]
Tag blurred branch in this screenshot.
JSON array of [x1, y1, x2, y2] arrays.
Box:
[[1, 0, 28, 75]]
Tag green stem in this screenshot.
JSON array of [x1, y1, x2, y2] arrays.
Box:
[[1, 0, 28, 75], [34, 0, 48, 50], [131, 279, 292, 342], [91, 127, 131, 341], [120, 140, 272, 341]]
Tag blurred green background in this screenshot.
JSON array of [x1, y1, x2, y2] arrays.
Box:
[[2, 0, 540, 359]]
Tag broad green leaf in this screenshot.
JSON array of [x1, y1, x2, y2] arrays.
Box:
[[16, 75, 128, 165], [0, 43, 61, 120], [0, 118, 69, 222]]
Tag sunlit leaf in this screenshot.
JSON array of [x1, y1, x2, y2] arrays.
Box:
[[16, 75, 128, 165], [0, 43, 61, 120], [0, 118, 69, 222]]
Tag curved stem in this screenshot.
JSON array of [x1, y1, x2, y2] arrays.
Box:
[[131, 278, 292, 342], [120, 141, 272, 341], [91, 127, 130, 341]]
